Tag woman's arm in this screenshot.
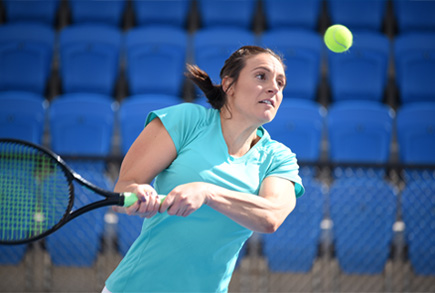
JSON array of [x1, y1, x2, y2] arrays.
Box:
[[113, 117, 177, 217], [208, 176, 296, 233], [116, 117, 296, 231], [160, 176, 296, 233]]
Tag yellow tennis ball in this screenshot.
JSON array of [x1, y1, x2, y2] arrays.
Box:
[[324, 24, 353, 53]]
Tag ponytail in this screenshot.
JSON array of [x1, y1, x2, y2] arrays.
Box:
[[185, 64, 226, 110]]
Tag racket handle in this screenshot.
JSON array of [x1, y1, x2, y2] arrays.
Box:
[[123, 192, 166, 207]]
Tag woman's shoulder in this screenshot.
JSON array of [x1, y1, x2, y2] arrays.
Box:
[[168, 102, 216, 124], [259, 129, 296, 161], [162, 102, 209, 116], [149, 102, 218, 132]]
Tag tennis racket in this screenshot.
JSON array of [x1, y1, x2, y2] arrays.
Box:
[[0, 138, 165, 245]]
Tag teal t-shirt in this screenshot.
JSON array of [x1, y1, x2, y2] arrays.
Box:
[[105, 103, 304, 292]]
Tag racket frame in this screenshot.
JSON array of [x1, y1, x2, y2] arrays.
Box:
[[0, 138, 133, 245]]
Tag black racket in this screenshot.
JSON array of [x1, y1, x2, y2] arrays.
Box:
[[0, 138, 165, 245]]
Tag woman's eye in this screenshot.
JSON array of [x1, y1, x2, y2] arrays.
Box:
[[256, 73, 265, 80]]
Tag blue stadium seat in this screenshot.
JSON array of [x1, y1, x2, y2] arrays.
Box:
[[125, 26, 187, 96], [193, 28, 257, 85], [327, 0, 387, 32], [0, 245, 27, 265], [260, 29, 323, 100], [45, 171, 112, 267], [68, 0, 127, 27], [132, 0, 192, 28], [394, 33, 435, 104], [396, 102, 435, 165], [46, 93, 115, 266], [327, 100, 393, 164], [263, 0, 322, 30], [3, 0, 60, 25], [393, 0, 435, 33], [329, 178, 397, 274], [327, 100, 393, 179], [327, 31, 390, 102], [265, 99, 325, 162], [0, 23, 55, 95], [197, 0, 257, 29], [119, 94, 182, 154], [263, 180, 324, 272], [59, 24, 122, 96], [401, 180, 435, 276], [0, 91, 46, 144], [49, 93, 115, 157]]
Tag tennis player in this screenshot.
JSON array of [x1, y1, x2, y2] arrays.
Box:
[[103, 46, 304, 292]]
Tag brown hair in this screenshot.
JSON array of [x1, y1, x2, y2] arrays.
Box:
[[185, 45, 285, 110]]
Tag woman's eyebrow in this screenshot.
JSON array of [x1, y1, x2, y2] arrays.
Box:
[[252, 66, 286, 79]]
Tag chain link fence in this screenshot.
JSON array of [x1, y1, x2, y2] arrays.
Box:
[[1, 161, 434, 292]]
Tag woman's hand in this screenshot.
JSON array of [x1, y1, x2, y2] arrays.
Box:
[[113, 184, 162, 219], [159, 182, 211, 217]]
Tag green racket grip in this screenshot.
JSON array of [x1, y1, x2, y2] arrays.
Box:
[[122, 192, 166, 207]]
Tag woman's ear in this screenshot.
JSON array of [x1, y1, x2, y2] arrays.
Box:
[[221, 76, 234, 95]]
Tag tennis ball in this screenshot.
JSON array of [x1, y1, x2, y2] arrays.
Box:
[[324, 24, 353, 53]]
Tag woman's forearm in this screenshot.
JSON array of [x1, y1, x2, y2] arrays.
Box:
[[206, 182, 296, 233]]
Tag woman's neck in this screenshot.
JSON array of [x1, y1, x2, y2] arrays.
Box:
[[220, 111, 261, 158]]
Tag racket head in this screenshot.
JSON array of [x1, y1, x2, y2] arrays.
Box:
[[0, 139, 74, 244]]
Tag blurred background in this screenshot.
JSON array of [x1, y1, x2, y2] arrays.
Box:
[[0, 0, 434, 292]]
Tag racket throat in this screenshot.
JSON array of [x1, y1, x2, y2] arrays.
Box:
[[66, 197, 122, 222]]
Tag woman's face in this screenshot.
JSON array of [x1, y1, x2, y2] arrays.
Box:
[[224, 53, 286, 125]]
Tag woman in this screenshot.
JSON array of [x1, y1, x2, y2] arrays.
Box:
[[104, 46, 304, 292]]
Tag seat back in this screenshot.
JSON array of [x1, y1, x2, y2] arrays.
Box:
[[197, 0, 257, 29], [327, 100, 393, 164], [125, 26, 187, 96], [263, 0, 322, 30], [59, 24, 122, 95], [193, 28, 257, 85], [327, 31, 390, 102], [3, 0, 60, 25], [132, 0, 192, 28], [401, 180, 435, 276], [396, 102, 435, 164], [0, 23, 54, 94], [260, 29, 322, 100], [69, 0, 127, 27], [329, 178, 397, 274], [393, 0, 435, 33], [263, 180, 324, 272], [49, 93, 115, 156], [0, 91, 46, 144], [265, 99, 325, 162], [327, 0, 387, 31], [394, 33, 435, 104]]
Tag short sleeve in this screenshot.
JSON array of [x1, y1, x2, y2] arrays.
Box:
[[145, 103, 208, 153], [266, 143, 305, 198]]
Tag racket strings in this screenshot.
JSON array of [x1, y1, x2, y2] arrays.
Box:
[[0, 141, 72, 243]]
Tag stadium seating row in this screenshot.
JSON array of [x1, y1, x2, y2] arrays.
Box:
[[1, 23, 434, 104], [1, 92, 434, 165], [1, 0, 435, 33]]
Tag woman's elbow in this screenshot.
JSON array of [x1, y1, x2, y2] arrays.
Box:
[[262, 204, 296, 234], [261, 219, 281, 234], [260, 214, 287, 234]]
